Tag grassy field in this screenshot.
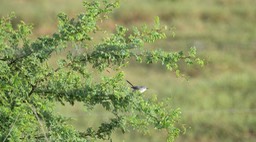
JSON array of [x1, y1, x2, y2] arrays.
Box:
[[1, 0, 256, 141]]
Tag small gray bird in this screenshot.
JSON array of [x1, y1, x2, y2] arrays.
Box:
[[126, 80, 148, 93]]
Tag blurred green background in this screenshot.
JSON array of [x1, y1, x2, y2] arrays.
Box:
[[1, 0, 256, 141]]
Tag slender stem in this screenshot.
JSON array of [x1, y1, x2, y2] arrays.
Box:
[[26, 101, 50, 142], [3, 114, 20, 142]]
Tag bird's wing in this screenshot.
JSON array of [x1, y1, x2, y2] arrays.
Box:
[[126, 80, 134, 87]]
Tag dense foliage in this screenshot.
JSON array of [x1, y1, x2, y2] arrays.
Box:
[[0, 1, 203, 141]]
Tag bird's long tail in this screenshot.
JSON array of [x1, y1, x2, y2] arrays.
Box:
[[126, 80, 134, 87]]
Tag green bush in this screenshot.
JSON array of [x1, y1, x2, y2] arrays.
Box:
[[0, 1, 202, 141]]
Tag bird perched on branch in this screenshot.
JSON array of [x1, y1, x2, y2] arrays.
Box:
[[126, 80, 148, 93]]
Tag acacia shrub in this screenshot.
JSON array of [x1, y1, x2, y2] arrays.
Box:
[[0, 1, 203, 142]]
